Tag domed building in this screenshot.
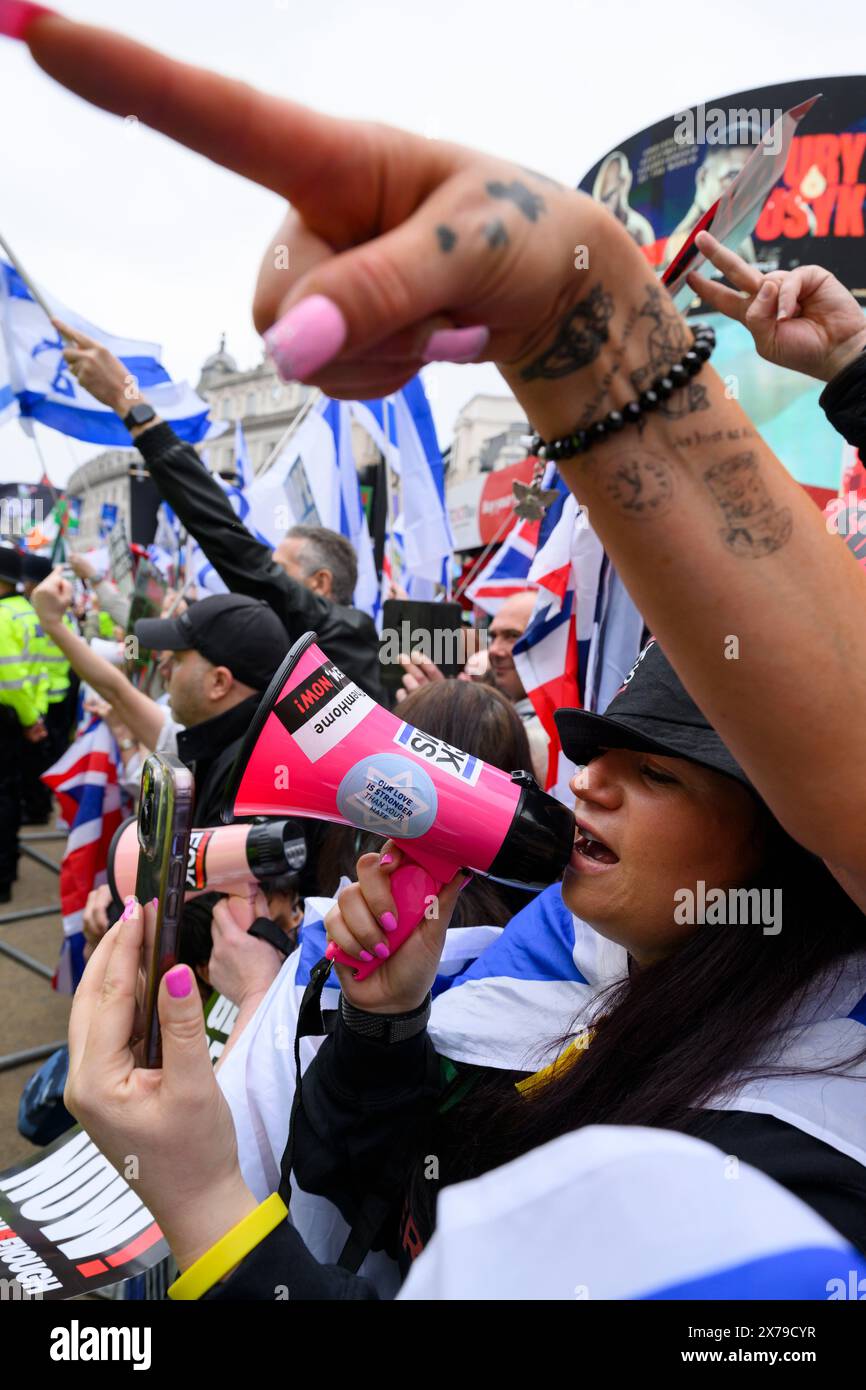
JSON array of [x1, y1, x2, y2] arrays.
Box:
[[66, 337, 316, 545]]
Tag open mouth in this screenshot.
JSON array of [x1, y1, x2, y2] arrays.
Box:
[[573, 824, 619, 866]]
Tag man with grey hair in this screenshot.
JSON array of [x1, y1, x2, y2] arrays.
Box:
[[54, 320, 384, 701]]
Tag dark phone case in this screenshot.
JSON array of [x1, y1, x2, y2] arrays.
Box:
[[379, 598, 466, 687], [135, 754, 195, 1068]]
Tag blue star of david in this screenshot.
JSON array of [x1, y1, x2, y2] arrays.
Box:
[[31, 332, 76, 399]]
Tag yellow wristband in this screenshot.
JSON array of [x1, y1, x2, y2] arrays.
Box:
[[167, 1192, 289, 1301]]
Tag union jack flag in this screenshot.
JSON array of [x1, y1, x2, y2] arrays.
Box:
[[41, 718, 127, 993]]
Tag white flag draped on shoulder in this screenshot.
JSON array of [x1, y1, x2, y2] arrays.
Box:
[[0, 259, 213, 445], [398, 1125, 866, 1300], [219, 886, 866, 1299], [429, 881, 866, 1169]]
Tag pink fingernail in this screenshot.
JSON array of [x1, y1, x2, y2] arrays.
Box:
[[374, 943, 390, 959], [325, 942, 338, 961], [263, 295, 347, 381], [380, 853, 394, 867], [422, 325, 489, 363], [359, 950, 374, 962], [0, 1, 56, 41], [165, 965, 192, 999], [380, 911, 398, 933], [121, 898, 138, 921]]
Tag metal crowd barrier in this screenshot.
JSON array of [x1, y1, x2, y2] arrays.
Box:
[[0, 829, 63, 1069]]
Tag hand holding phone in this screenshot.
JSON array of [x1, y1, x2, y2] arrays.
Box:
[[134, 754, 195, 1067]]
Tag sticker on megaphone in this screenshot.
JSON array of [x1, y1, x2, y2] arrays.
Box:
[[224, 632, 577, 981]]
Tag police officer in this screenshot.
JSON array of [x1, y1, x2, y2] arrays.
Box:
[[0, 547, 49, 901]]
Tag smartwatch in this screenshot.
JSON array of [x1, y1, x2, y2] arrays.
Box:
[[123, 401, 157, 430]]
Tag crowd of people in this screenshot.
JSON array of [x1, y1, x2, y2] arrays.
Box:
[[4, 6, 866, 1304]]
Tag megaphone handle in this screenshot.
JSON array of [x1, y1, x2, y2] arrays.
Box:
[[330, 859, 446, 982]]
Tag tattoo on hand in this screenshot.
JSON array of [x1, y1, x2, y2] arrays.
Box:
[[436, 225, 457, 253], [485, 179, 546, 222], [594, 449, 674, 520], [484, 218, 509, 249], [703, 453, 792, 557], [520, 283, 614, 381], [630, 286, 709, 419]]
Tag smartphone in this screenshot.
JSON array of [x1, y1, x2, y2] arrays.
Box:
[[379, 598, 467, 688], [134, 753, 195, 1068]]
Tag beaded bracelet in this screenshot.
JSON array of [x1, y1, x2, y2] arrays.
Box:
[[529, 324, 716, 463]]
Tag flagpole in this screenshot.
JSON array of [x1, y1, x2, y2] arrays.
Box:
[[382, 395, 399, 588], [453, 505, 519, 602], [0, 228, 71, 342], [253, 385, 322, 480]]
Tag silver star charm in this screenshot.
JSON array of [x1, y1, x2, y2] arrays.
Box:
[[512, 479, 560, 520]]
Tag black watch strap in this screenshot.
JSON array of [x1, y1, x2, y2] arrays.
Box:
[[339, 992, 431, 1044], [123, 401, 157, 430]]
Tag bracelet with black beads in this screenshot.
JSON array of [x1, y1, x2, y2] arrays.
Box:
[[529, 325, 716, 463]]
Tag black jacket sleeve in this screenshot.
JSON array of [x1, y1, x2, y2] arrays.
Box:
[[204, 1014, 444, 1300], [820, 348, 866, 450], [202, 1215, 381, 1300], [290, 1011, 445, 1223], [134, 421, 332, 641]]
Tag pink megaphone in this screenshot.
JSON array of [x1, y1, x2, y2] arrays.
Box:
[[107, 815, 307, 905], [222, 632, 574, 980]]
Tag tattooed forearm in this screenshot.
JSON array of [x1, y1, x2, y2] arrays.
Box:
[[484, 218, 509, 249], [672, 426, 756, 451], [436, 225, 457, 253], [485, 179, 546, 222], [629, 286, 709, 420], [703, 452, 792, 557], [520, 283, 614, 381], [593, 448, 675, 521], [573, 302, 642, 426]]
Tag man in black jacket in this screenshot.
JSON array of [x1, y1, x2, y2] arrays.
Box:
[[54, 318, 385, 703], [134, 592, 290, 825]]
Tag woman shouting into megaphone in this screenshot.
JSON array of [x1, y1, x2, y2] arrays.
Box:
[[16, 5, 866, 1296]]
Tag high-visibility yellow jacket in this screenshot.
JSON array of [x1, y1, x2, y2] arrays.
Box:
[[0, 593, 44, 727], [27, 608, 74, 705]]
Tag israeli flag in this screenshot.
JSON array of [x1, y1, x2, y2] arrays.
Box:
[[0, 316, 17, 428], [399, 1125, 866, 1300], [232, 419, 252, 491], [351, 377, 452, 595], [0, 259, 213, 446], [244, 397, 378, 616]]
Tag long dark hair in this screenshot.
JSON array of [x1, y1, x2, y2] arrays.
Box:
[[413, 812, 866, 1211]]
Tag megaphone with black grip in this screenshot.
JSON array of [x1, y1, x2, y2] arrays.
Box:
[[223, 632, 575, 980], [107, 815, 307, 905]]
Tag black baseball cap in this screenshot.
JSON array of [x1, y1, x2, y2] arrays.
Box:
[[134, 593, 291, 691], [554, 638, 752, 789]]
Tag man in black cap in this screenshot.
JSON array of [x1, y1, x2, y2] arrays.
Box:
[[54, 320, 385, 703], [134, 592, 291, 825]]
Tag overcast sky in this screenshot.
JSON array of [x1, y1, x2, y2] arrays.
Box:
[[0, 0, 860, 486]]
